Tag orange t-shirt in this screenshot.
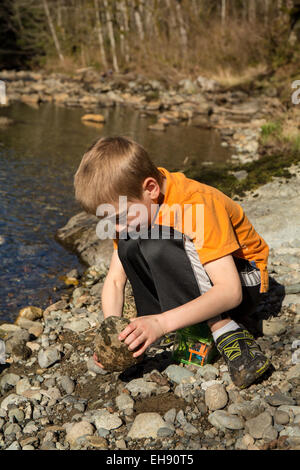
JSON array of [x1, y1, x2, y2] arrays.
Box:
[[112, 166, 269, 293]]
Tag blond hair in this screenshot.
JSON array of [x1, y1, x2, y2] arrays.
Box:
[[74, 135, 164, 214]]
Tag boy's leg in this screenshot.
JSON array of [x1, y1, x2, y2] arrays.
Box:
[[117, 225, 270, 387]]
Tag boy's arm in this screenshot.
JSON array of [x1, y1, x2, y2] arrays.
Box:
[[101, 248, 127, 318], [119, 254, 243, 358]]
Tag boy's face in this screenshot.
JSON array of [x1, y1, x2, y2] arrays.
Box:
[[110, 176, 166, 235]]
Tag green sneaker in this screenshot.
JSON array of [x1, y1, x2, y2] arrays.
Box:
[[215, 326, 271, 389]]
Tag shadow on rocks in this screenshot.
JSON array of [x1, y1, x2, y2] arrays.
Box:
[[118, 350, 176, 383]]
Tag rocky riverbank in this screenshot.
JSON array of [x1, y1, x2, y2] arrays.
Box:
[[0, 68, 287, 165], [0, 163, 300, 451]]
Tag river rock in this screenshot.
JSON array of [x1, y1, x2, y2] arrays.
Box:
[[16, 306, 43, 322], [208, 410, 244, 431], [245, 411, 273, 439], [65, 421, 94, 447], [205, 384, 228, 411], [94, 316, 144, 372], [127, 412, 167, 439], [164, 364, 195, 384], [37, 346, 61, 369]]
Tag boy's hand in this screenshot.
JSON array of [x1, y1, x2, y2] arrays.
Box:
[[93, 352, 105, 369], [118, 314, 165, 358]]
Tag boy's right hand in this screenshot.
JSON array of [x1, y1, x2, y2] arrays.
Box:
[[93, 352, 105, 369]]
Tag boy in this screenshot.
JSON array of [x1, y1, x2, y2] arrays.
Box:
[[74, 135, 271, 389]]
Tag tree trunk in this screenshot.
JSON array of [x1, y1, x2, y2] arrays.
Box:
[[42, 0, 65, 63], [119, 0, 130, 63], [103, 0, 119, 72], [175, 0, 188, 49], [134, 0, 145, 41], [221, 0, 226, 26], [94, 0, 108, 69], [248, 0, 256, 23]]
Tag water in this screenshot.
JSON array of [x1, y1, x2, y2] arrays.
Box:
[[0, 101, 231, 322]]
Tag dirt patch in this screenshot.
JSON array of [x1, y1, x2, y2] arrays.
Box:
[[133, 392, 188, 415]]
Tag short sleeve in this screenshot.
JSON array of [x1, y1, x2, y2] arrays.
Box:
[[191, 195, 241, 265]]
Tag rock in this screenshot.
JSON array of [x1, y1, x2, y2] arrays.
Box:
[[55, 211, 113, 267], [64, 319, 90, 333], [115, 393, 134, 411], [266, 392, 295, 407], [245, 411, 273, 439], [93, 410, 122, 431], [125, 378, 157, 398], [11, 340, 32, 360], [227, 400, 265, 419], [81, 113, 105, 123], [285, 364, 300, 382], [205, 384, 228, 411], [163, 364, 195, 384], [16, 377, 31, 395], [274, 410, 290, 425], [147, 122, 166, 132], [16, 306, 43, 322], [85, 435, 108, 449], [66, 421, 94, 447], [57, 376, 75, 395], [0, 394, 28, 411], [0, 373, 20, 391], [127, 412, 167, 439], [208, 410, 244, 431], [37, 346, 61, 369], [94, 316, 144, 372], [262, 319, 287, 336]]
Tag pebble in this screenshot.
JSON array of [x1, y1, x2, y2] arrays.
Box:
[[205, 384, 228, 411], [208, 410, 244, 430], [127, 413, 167, 439], [245, 412, 273, 439], [65, 421, 94, 447], [163, 364, 195, 384], [37, 347, 61, 368]]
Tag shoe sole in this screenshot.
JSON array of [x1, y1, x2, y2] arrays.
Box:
[[235, 357, 271, 389]]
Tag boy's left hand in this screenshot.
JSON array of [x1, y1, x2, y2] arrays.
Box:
[[118, 314, 165, 358]]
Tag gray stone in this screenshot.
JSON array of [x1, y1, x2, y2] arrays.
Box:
[[262, 319, 287, 336], [164, 364, 195, 384], [0, 373, 20, 391], [266, 392, 295, 407], [164, 408, 177, 424], [274, 410, 290, 425], [38, 346, 61, 368], [64, 319, 90, 333], [93, 410, 122, 431], [127, 412, 166, 439], [0, 393, 28, 411], [66, 421, 95, 447], [125, 378, 157, 398], [245, 411, 273, 439], [208, 410, 244, 430], [115, 393, 134, 411], [57, 376, 75, 394], [227, 400, 264, 419], [157, 426, 175, 437], [94, 316, 144, 372], [277, 405, 300, 415], [286, 364, 300, 382], [205, 384, 228, 411]]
